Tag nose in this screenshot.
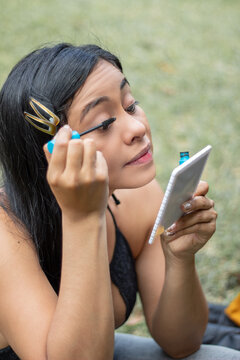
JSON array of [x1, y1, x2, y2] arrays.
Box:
[[121, 113, 146, 144]]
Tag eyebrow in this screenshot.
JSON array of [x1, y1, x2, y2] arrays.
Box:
[[80, 77, 130, 121], [120, 77, 130, 89]]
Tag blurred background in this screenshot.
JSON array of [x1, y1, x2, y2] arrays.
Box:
[[0, 0, 239, 336]]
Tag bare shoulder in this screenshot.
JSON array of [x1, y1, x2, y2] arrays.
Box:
[[114, 178, 164, 225], [109, 179, 164, 257], [0, 203, 57, 357], [0, 205, 37, 264], [0, 189, 34, 267]]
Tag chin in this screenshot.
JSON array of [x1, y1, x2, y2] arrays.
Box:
[[128, 171, 156, 189], [110, 163, 156, 190]]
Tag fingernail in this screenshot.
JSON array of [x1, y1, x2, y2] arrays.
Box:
[[165, 230, 175, 236], [56, 125, 70, 137], [166, 223, 176, 232], [183, 202, 192, 211]]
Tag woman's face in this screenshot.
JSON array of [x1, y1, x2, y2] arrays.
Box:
[[67, 60, 156, 193]]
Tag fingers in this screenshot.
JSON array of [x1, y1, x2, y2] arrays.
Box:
[[182, 196, 214, 213], [160, 181, 217, 257], [64, 138, 98, 183], [163, 219, 217, 243], [65, 139, 84, 172], [165, 190, 217, 233], [44, 126, 108, 187], [164, 190, 217, 240], [81, 139, 97, 177], [166, 207, 217, 235], [43, 143, 51, 163], [45, 125, 72, 181], [95, 151, 109, 183], [194, 180, 209, 197]]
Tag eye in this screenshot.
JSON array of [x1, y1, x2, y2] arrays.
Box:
[[99, 117, 116, 131], [101, 124, 110, 131], [125, 100, 139, 114], [100, 122, 112, 131]]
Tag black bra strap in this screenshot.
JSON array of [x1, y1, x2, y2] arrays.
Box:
[[112, 193, 120, 205], [107, 205, 118, 228], [107, 193, 120, 228]]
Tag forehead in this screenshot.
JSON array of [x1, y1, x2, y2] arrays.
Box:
[[72, 60, 124, 106]]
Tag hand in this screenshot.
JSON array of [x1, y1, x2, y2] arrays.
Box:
[[43, 125, 109, 220], [161, 181, 217, 261]]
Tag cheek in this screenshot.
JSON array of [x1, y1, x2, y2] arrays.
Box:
[[103, 153, 121, 183], [140, 113, 153, 144], [138, 108, 151, 129], [98, 145, 127, 189], [94, 142, 122, 181], [146, 123, 152, 141]]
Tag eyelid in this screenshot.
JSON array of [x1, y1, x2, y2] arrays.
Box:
[[126, 100, 139, 113], [97, 117, 116, 132]]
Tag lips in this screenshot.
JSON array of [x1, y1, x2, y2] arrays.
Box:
[[125, 143, 152, 166]]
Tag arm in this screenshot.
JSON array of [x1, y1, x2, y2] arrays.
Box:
[[45, 126, 115, 359], [136, 180, 217, 358], [0, 126, 114, 360], [47, 213, 114, 360]]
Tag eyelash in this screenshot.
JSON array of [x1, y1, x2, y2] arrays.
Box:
[[99, 100, 140, 131], [126, 100, 139, 114]]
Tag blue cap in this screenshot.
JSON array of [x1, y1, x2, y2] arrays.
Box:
[[179, 151, 189, 165], [47, 130, 80, 154]]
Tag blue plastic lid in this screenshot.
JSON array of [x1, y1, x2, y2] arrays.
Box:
[[47, 130, 80, 154], [179, 151, 189, 165]]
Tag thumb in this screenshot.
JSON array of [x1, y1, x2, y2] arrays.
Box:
[[43, 143, 51, 164], [194, 180, 209, 197]]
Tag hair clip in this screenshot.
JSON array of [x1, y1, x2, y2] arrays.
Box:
[[24, 97, 60, 136]]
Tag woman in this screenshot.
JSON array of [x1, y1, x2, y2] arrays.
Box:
[[0, 43, 239, 359]]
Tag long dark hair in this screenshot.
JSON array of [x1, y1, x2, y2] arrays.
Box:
[[0, 43, 122, 292]]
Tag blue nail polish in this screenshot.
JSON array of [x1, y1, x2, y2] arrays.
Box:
[[47, 130, 80, 154]]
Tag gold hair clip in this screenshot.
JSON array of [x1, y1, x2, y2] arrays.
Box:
[[24, 97, 60, 136]]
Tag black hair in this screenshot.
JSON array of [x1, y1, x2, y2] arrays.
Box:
[[0, 43, 122, 292]]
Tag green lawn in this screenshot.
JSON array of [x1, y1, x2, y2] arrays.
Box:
[[0, 0, 240, 336]]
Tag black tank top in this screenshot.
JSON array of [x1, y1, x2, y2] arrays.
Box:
[[0, 195, 138, 359], [108, 202, 138, 322]]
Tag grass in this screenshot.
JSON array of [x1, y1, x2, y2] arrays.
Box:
[[0, 0, 240, 336]]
